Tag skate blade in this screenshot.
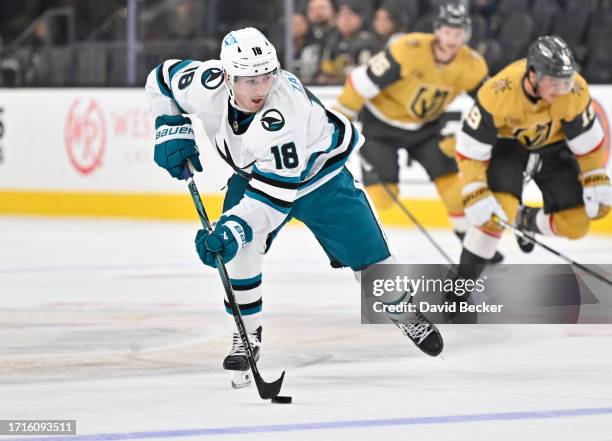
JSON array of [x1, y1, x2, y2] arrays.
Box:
[[230, 370, 251, 389]]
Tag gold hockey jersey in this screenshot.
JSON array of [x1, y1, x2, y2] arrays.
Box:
[[456, 59, 605, 180], [335, 32, 488, 129]]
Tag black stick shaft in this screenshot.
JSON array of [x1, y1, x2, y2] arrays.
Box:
[[494, 215, 612, 287], [182, 166, 284, 399]]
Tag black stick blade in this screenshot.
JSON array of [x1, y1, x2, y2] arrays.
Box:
[[255, 371, 285, 399]]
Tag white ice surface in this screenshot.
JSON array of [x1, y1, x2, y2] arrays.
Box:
[[1, 217, 612, 441]]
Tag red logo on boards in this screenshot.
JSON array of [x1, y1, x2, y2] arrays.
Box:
[[65, 98, 107, 175]]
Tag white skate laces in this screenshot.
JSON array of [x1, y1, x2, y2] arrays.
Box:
[[396, 321, 434, 345], [229, 331, 261, 356], [391, 311, 435, 345], [227, 331, 261, 389]]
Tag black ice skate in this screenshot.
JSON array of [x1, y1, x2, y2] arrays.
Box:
[[223, 326, 262, 389], [456, 231, 504, 264], [514, 206, 539, 253], [390, 311, 444, 357]]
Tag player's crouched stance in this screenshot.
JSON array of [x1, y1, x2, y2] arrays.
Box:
[[454, 36, 611, 287], [145, 28, 443, 387]]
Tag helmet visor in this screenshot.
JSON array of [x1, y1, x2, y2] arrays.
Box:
[[540, 73, 575, 95], [233, 70, 279, 93]]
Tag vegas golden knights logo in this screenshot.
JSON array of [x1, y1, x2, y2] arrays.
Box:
[[512, 121, 553, 149], [409, 86, 450, 120]]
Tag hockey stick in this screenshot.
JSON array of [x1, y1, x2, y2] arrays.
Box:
[[182, 163, 286, 399], [493, 215, 612, 287], [360, 156, 455, 265]]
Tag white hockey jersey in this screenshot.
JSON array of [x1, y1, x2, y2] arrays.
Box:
[[145, 59, 363, 237]]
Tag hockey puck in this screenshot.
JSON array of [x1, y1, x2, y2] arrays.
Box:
[[271, 395, 292, 404]]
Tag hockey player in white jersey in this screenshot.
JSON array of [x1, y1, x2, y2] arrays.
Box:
[[145, 28, 443, 386]]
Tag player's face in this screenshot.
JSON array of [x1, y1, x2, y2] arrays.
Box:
[[233, 72, 278, 112], [434, 25, 467, 63], [536, 73, 575, 103]]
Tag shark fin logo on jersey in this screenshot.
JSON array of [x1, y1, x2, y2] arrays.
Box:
[[201, 68, 223, 90], [261, 109, 285, 131]]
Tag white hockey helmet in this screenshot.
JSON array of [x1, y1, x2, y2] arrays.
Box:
[[220, 27, 280, 101]]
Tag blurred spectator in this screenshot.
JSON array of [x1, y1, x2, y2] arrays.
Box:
[[307, 0, 336, 34], [3, 0, 612, 85], [0, 36, 21, 86], [316, 0, 377, 84], [294, 0, 337, 83], [0, 58, 21, 86], [0, 1, 46, 44], [470, 0, 496, 18], [371, 0, 410, 51], [17, 20, 51, 84], [143, 0, 198, 40], [270, 12, 312, 76], [28, 20, 52, 49], [293, 13, 311, 53], [165, 0, 197, 39]]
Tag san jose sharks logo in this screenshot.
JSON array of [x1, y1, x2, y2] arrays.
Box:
[[201, 67, 223, 90], [223, 33, 238, 46], [261, 109, 285, 131]]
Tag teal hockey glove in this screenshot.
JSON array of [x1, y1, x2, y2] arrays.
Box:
[[154, 115, 203, 179], [195, 215, 253, 267]]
